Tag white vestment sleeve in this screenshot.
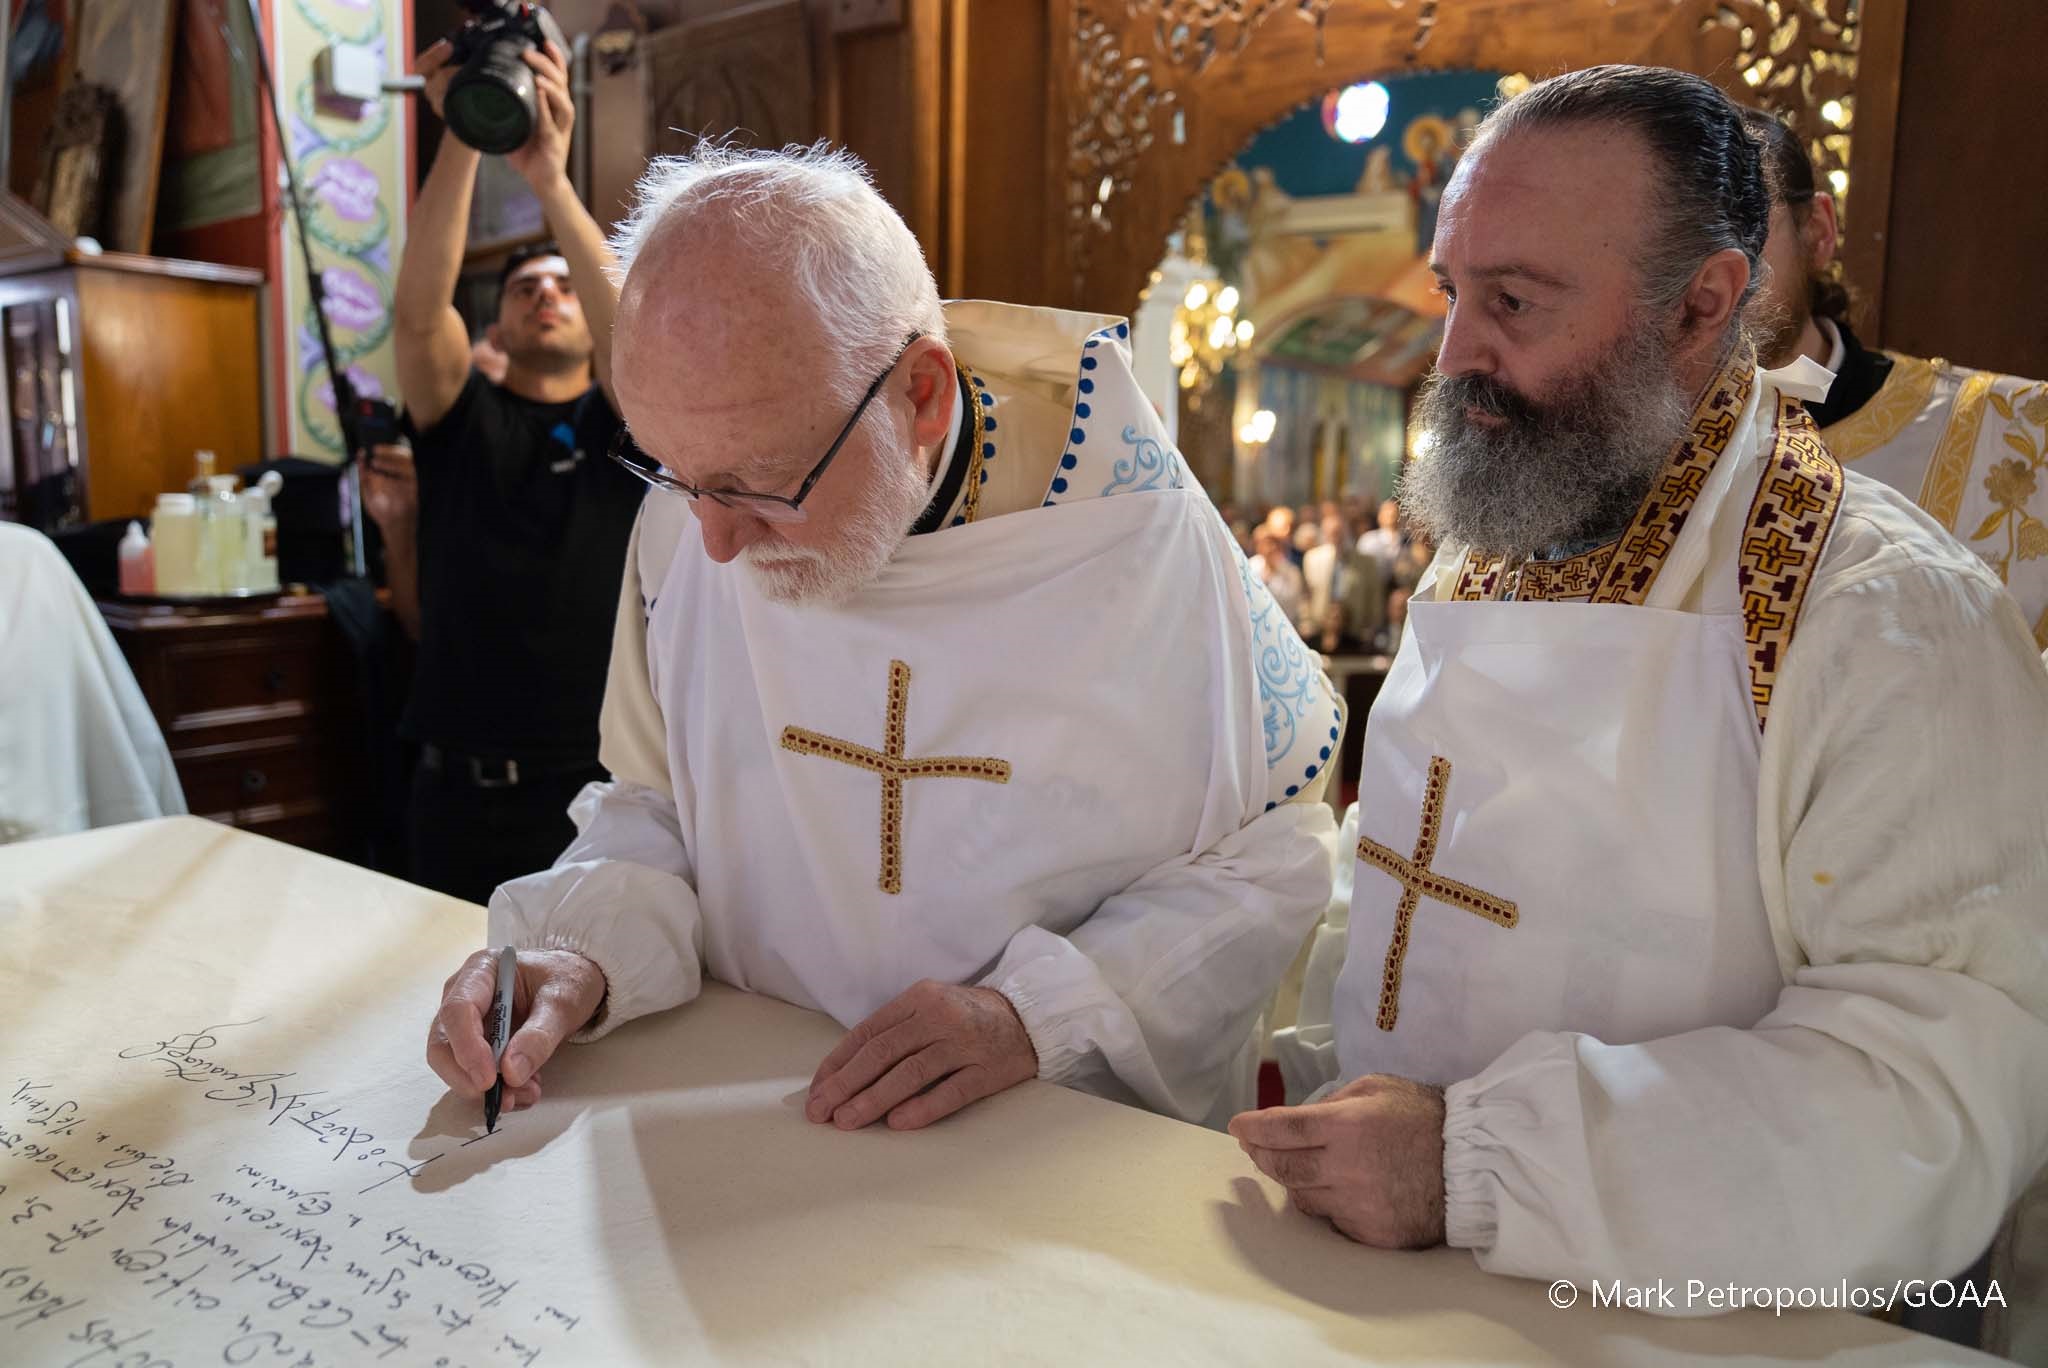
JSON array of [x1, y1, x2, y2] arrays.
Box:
[[488, 779, 705, 1041], [982, 797, 1339, 1128], [1440, 531, 2048, 1304]]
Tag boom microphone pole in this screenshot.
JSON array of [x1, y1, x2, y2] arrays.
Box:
[[216, 0, 398, 576]]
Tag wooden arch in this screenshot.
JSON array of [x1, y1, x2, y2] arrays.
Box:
[[1045, 0, 1895, 320]]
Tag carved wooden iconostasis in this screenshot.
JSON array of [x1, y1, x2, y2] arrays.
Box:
[[1043, 1, 1882, 319], [483, 0, 1887, 513], [1015, 0, 1887, 508]]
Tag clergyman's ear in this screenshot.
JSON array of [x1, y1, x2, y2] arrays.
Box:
[[905, 340, 957, 453], [1680, 247, 1752, 352]]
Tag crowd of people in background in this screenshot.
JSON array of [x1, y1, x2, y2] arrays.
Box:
[[1220, 495, 1432, 658]]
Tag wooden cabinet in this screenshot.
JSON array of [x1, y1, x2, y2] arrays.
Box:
[[0, 250, 263, 530], [96, 594, 368, 859]]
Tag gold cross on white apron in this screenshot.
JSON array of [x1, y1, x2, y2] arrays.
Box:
[[1358, 756, 1519, 1030], [780, 660, 1012, 895]]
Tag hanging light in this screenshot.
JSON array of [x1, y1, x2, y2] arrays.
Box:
[[1173, 283, 1250, 404], [1169, 209, 1251, 406]]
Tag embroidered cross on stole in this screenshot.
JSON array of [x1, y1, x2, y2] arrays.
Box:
[[780, 660, 1012, 895], [1357, 756, 1518, 1031]]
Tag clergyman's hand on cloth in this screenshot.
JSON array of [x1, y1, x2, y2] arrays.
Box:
[[806, 980, 1039, 1131], [426, 949, 607, 1114], [1227, 1074, 1448, 1248]]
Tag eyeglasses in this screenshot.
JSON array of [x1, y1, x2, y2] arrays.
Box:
[[608, 333, 923, 525]]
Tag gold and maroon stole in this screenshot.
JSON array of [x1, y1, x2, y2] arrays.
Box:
[[1445, 356, 1846, 730], [1449, 358, 1755, 605], [1738, 394, 1846, 731]]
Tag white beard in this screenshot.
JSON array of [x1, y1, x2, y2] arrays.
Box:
[[742, 413, 933, 605]]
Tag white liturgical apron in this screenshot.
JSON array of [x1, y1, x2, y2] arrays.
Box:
[[1333, 586, 1784, 1084], [1332, 366, 1837, 1086], [644, 476, 1287, 1032], [618, 308, 1338, 1045]]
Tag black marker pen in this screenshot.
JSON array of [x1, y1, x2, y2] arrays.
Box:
[[483, 946, 516, 1133]]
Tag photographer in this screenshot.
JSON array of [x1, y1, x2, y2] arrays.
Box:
[[386, 33, 643, 905]]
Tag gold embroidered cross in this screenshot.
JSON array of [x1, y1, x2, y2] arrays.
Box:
[[1358, 756, 1518, 1031], [780, 660, 1012, 895]]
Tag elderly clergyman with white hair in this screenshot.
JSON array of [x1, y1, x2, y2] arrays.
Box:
[[421, 142, 1341, 1132]]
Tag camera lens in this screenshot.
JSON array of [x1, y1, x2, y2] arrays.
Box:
[[444, 38, 538, 155]]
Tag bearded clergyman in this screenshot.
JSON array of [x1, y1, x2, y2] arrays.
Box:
[[1248, 66, 2048, 1344]]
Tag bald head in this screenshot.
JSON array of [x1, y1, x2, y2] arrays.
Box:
[[614, 217, 835, 429], [605, 143, 960, 606], [610, 141, 944, 404]]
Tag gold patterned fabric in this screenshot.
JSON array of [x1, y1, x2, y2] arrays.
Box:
[[1739, 397, 1847, 732], [1448, 552, 1509, 602], [1919, 371, 1999, 531], [1822, 353, 1943, 465], [1822, 355, 2048, 650], [1516, 544, 1613, 603], [1593, 362, 1754, 603], [780, 660, 1012, 895], [955, 365, 994, 527], [1450, 545, 1615, 603], [1356, 756, 1519, 1032], [1448, 359, 1754, 605]]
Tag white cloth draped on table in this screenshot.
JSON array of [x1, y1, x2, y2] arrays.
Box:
[[0, 522, 184, 842]]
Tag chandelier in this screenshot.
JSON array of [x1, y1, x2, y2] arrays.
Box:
[[1170, 280, 1255, 404], [1167, 218, 1254, 406]]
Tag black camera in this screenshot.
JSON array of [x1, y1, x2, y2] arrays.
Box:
[[443, 1, 568, 156]]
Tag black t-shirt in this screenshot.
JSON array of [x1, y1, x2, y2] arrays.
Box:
[[401, 372, 643, 766]]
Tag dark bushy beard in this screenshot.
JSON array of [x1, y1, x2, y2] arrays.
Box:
[[1400, 321, 1694, 560]]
